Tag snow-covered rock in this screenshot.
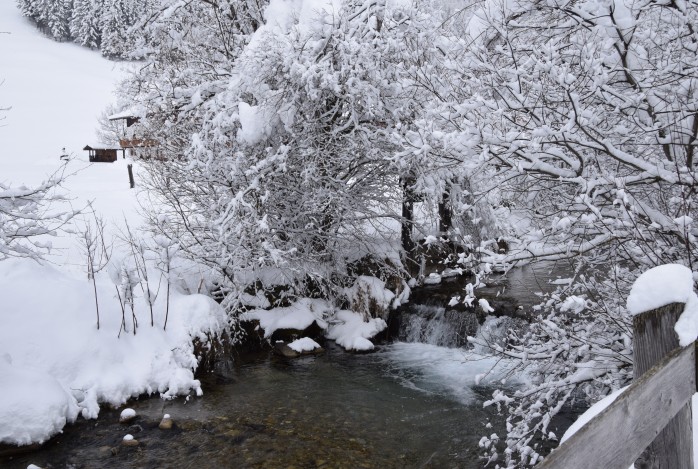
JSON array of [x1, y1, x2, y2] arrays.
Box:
[[424, 273, 442, 285], [119, 408, 137, 423], [241, 298, 330, 338], [288, 337, 322, 353], [326, 310, 387, 352], [344, 276, 396, 318]]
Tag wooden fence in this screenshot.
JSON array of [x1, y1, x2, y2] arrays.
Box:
[[539, 302, 695, 469]]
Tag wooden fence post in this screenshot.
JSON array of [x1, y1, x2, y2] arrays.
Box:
[[127, 164, 135, 189], [633, 302, 693, 469]]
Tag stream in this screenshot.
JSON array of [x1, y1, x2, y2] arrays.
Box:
[[4, 263, 575, 469]]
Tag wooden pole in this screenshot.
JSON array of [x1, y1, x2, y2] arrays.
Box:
[[633, 302, 693, 469], [127, 164, 135, 189]]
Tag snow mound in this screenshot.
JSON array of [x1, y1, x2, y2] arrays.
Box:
[[241, 298, 330, 338], [0, 361, 80, 446], [119, 408, 136, 421], [423, 273, 442, 285], [343, 276, 396, 316], [0, 258, 226, 445], [288, 337, 321, 353], [326, 310, 387, 351]]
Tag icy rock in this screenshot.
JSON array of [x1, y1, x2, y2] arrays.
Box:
[[119, 408, 137, 424], [159, 416, 173, 430], [288, 337, 322, 354], [273, 339, 324, 358]]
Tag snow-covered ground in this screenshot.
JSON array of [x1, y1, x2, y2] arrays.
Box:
[[0, 3, 226, 447], [0, 258, 226, 445]]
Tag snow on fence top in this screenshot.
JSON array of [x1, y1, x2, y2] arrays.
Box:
[[627, 264, 698, 346]]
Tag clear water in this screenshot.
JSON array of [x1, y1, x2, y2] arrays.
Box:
[[4, 344, 509, 469]]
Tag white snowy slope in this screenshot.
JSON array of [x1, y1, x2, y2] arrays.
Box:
[[0, 4, 226, 446], [0, 1, 142, 271]]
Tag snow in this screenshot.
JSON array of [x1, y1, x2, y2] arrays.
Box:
[[241, 298, 331, 338], [0, 0, 141, 272], [263, 0, 342, 35], [560, 295, 587, 314], [288, 337, 322, 352], [0, 360, 80, 445], [243, 297, 386, 351], [676, 293, 698, 346], [122, 434, 134, 441], [237, 102, 270, 145], [326, 310, 387, 351], [119, 408, 136, 421], [0, 4, 232, 446], [479, 298, 495, 313], [344, 276, 396, 316], [627, 264, 695, 315], [626, 264, 698, 346], [0, 258, 226, 445]]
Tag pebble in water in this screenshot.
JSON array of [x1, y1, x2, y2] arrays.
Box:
[[121, 434, 139, 447], [159, 414, 173, 430]]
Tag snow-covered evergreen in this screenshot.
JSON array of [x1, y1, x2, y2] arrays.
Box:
[[16, 0, 153, 57]]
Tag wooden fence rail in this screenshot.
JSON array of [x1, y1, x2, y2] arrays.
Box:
[[539, 302, 696, 469]]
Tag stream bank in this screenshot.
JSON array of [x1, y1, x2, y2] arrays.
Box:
[[3, 262, 577, 469], [4, 343, 503, 469]]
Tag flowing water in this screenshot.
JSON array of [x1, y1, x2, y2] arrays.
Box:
[[4, 263, 574, 469]]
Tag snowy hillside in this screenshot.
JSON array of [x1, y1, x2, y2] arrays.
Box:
[[0, 0, 141, 270]]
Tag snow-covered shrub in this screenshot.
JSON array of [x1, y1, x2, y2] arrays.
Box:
[[473, 264, 634, 466], [0, 167, 75, 261], [343, 276, 396, 321]]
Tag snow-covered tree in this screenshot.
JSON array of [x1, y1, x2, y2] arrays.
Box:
[[46, 0, 72, 40], [16, 0, 155, 57], [119, 0, 448, 305], [0, 170, 76, 261], [415, 0, 698, 464], [70, 0, 103, 49]]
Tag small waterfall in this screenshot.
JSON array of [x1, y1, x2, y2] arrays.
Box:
[[397, 304, 480, 348]]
